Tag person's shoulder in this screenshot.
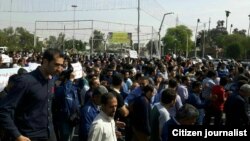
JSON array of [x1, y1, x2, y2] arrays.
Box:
[[92, 114, 106, 125], [82, 102, 95, 112], [13, 73, 31, 84]]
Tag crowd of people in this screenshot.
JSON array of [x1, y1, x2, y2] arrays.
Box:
[[0, 48, 250, 141]]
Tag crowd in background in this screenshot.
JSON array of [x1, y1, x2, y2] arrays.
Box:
[[0, 49, 250, 141]]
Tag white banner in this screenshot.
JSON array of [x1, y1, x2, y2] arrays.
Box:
[[0, 62, 83, 92], [129, 50, 138, 59], [71, 62, 83, 79], [0, 67, 29, 92]]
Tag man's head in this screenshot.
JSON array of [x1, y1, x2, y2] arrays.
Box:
[[168, 79, 178, 90], [192, 81, 202, 94], [143, 84, 155, 100], [101, 93, 117, 117], [176, 104, 199, 125], [239, 84, 250, 97], [89, 77, 100, 89], [92, 85, 108, 105], [139, 76, 149, 88], [41, 48, 64, 76], [161, 88, 177, 108], [112, 74, 123, 87]]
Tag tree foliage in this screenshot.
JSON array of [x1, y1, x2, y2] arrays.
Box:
[[162, 25, 193, 55], [225, 43, 241, 59], [89, 30, 104, 51]]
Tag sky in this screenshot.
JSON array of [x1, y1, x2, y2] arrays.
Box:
[[0, 0, 249, 43]]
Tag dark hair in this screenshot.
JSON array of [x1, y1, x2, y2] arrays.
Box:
[[168, 79, 178, 88], [60, 64, 73, 80], [207, 70, 216, 78], [220, 77, 228, 86], [142, 84, 154, 94], [161, 88, 177, 104], [192, 81, 202, 90], [112, 74, 123, 86], [42, 48, 64, 64], [17, 68, 28, 75], [181, 76, 189, 83], [101, 92, 116, 105]]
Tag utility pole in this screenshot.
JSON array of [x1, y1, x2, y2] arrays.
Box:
[[208, 17, 211, 47], [230, 24, 233, 34], [34, 21, 37, 48], [202, 23, 206, 59], [137, 0, 140, 56], [150, 26, 153, 59], [159, 12, 174, 58], [248, 15, 250, 36], [10, 0, 13, 27], [72, 5, 77, 50], [194, 18, 200, 58]]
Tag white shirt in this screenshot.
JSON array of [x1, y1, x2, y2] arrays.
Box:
[[155, 103, 171, 131], [88, 111, 117, 141]]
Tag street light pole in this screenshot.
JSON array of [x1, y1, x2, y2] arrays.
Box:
[[194, 18, 200, 58], [230, 24, 233, 34], [248, 15, 250, 36], [72, 5, 77, 50], [159, 12, 174, 57], [202, 23, 206, 59]]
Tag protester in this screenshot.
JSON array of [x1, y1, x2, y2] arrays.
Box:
[[224, 83, 250, 126], [0, 48, 64, 141], [88, 93, 121, 141], [79, 85, 108, 141], [161, 104, 199, 141]]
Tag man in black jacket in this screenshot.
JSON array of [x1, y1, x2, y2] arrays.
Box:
[[0, 48, 64, 141]]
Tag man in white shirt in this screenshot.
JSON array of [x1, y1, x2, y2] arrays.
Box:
[[88, 93, 118, 141]]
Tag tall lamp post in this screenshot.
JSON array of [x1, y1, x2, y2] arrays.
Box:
[[72, 5, 77, 50], [159, 12, 174, 57], [194, 18, 200, 58], [248, 15, 250, 36], [225, 10, 231, 32], [230, 24, 233, 34]]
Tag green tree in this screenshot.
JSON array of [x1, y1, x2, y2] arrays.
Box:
[[15, 27, 34, 51], [162, 25, 193, 55], [89, 30, 104, 52], [64, 39, 86, 52], [45, 36, 57, 48], [225, 43, 241, 59], [232, 28, 246, 36]]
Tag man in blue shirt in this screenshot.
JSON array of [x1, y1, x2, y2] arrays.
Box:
[[0, 48, 64, 141]]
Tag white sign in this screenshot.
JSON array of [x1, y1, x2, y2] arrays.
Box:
[[0, 67, 29, 92], [71, 62, 83, 79], [0, 62, 83, 92], [1, 54, 12, 63], [129, 50, 138, 59]]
